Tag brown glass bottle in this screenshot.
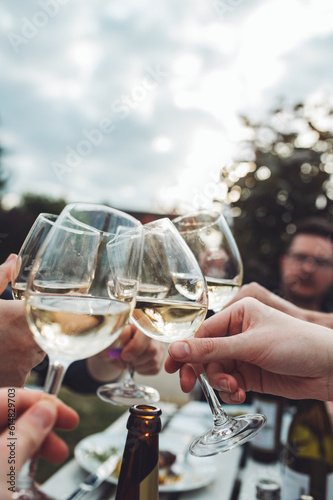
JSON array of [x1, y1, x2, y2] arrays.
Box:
[[115, 404, 161, 500], [282, 400, 333, 500], [250, 393, 283, 462]]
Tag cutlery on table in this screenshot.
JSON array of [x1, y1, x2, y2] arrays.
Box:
[[65, 452, 121, 500]]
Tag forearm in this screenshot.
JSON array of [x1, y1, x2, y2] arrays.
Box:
[[240, 286, 333, 329], [304, 309, 333, 329]]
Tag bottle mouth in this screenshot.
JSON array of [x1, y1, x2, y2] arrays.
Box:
[[256, 478, 281, 500], [130, 404, 162, 417]]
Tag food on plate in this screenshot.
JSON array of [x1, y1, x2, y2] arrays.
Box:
[[158, 450, 181, 485], [159, 450, 176, 469], [89, 446, 118, 463], [85, 446, 181, 485]]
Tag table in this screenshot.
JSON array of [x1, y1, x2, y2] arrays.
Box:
[[40, 401, 283, 500]]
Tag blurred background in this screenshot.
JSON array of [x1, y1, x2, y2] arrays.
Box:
[[3, 0, 333, 481], [2, 0, 333, 289]]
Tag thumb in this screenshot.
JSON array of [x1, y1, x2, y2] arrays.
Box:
[[0, 254, 17, 295], [1, 396, 57, 476], [168, 336, 246, 364]]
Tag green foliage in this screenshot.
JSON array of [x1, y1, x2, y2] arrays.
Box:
[[0, 194, 66, 263], [20, 193, 66, 218], [220, 100, 333, 288], [0, 146, 8, 196]]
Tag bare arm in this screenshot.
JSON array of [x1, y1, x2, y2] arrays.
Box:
[[165, 297, 333, 403], [227, 282, 333, 328]]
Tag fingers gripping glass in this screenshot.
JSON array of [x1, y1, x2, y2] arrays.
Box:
[[173, 210, 266, 456]]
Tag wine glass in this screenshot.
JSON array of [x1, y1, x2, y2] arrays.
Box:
[[11, 213, 58, 500], [130, 218, 208, 342], [133, 216, 265, 457], [62, 203, 159, 406], [97, 228, 160, 406], [173, 210, 266, 455], [11, 213, 58, 300], [14, 204, 138, 500], [173, 210, 243, 312]]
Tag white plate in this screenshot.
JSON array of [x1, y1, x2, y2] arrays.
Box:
[[74, 431, 217, 493]]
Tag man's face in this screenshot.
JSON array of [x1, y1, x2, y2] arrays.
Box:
[[280, 234, 333, 300]]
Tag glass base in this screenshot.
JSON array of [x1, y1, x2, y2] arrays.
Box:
[[189, 413, 267, 457], [97, 382, 160, 407]]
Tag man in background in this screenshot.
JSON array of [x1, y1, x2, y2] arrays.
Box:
[[277, 217, 333, 312]]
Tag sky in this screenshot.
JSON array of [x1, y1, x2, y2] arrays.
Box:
[[1, 0, 333, 214]]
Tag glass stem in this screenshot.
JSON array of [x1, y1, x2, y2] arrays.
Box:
[[16, 357, 70, 493], [43, 356, 71, 396], [196, 369, 230, 427], [16, 460, 37, 490], [122, 364, 136, 389]]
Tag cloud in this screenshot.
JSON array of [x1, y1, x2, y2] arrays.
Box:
[[1, 0, 333, 212]]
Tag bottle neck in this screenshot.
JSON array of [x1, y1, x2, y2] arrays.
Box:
[[115, 404, 161, 500], [295, 399, 325, 412]]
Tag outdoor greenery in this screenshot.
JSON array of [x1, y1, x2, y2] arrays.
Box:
[[0, 194, 66, 264], [217, 98, 333, 288], [2, 99, 333, 289]]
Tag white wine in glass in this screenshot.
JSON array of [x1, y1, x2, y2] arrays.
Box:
[[131, 218, 208, 343], [173, 210, 243, 312]]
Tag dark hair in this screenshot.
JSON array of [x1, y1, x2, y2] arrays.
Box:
[[284, 217, 333, 252]]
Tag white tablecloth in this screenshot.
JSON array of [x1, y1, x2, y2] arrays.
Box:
[[41, 401, 283, 500]]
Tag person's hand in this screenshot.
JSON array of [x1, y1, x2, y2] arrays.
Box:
[[119, 324, 165, 375], [0, 388, 79, 499], [165, 297, 333, 403], [86, 323, 166, 383], [226, 281, 333, 328], [0, 255, 45, 388]]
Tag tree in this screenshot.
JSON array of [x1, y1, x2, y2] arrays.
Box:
[[218, 98, 333, 289], [0, 145, 9, 200], [19, 193, 66, 218], [0, 194, 66, 264]]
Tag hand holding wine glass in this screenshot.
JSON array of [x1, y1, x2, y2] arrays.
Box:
[[15, 203, 137, 500], [0, 388, 79, 499], [97, 324, 164, 406], [128, 217, 258, 456]]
